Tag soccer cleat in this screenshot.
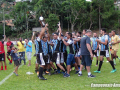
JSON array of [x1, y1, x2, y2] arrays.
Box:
[[64, 73, 70, 77], [94, 70, 101, 73], [88, 74, 96, 78], [39, 76, 47, 80], [75, 71, 79, 74], [78, 73, 82, 76], [46, 71, 49, 74], [13, 72, 18, 76], [110, 69, 116, 73], [57, 70, 61, 74]]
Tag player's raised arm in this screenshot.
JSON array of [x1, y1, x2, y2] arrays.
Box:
[[40, 23, 48, 39], [31, 32, 35, 43]]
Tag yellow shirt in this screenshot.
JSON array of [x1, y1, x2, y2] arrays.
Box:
[[111, 35, 120, 50], [17, 41, 25, 52]]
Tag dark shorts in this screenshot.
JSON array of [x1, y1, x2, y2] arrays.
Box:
[[66, 54, 75, 65], [0, 53, 5, 61], [63, 51, 67, 62], [81, 55, 91, 66], [37, 53, 50, 65], [7, 52, 11, 56], [92, 50, 97, 56], [14, 60, 20, 66], [100, 50, 109, 57]]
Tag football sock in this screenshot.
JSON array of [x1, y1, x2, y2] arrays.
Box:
[[109, 61, 115, 70], [98, 61, 103, 71]]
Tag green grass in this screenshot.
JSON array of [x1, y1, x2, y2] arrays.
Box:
[[0, 45, 120, 90]]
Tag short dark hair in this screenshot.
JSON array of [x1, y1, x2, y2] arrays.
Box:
[[77, 31, 81, 35], [101, 28, 106, 33], [35, 32, 40, 37], [54, 32, 58, 36], [83, 29, 87, 32], [112, 30, 116, 33], [10, 45, 14, 49], [67, 32, 72, 38]]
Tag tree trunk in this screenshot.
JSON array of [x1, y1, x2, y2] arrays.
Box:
[[99, 6, 101, 33], [71, 24, 74, 31], [68, 22, 69, 31]]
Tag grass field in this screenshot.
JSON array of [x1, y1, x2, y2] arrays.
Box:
[[0, 45, 120, 90]]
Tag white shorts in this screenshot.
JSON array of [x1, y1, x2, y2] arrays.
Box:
[[56, 53, 61, 64], [75, 48, 81, 57], [60, 52, 64, 63], [27, 52, 32, 60]]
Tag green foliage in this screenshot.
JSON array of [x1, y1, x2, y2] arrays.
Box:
[[0, 0, 120, 37], [18, 30, 32, 39], [46, 14, 59, 31], [0, 25, 12, 39]]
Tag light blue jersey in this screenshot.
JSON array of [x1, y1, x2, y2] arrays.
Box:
[[92, 37, 98, 50], [100, 34, 109, 51]]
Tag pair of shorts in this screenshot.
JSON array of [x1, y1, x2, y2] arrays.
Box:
[[100, 50, 109, 57], [92, 50, 99, 56], [76, 48, 81, 57], [0, 53, 5, 61], [111, 49, 118, 54], [60, 52, 67, 64], [81, 55, 91, 66], [37, 53, 50, 65], [26, 52, 32, 60], [7, 52, 11, 56], [66, 54, 75, 65], [14, 60, 20, 66], [51, 52, 65, 64]]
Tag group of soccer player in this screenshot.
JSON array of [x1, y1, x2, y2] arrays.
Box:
[[0, 23, 120, 80], [31, 23, 120, 80]]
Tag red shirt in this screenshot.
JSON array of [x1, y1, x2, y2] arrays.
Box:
[[6, 41, 13, 52], [0, 41, 5, 54]]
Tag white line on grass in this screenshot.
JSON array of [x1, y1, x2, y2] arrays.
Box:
[[0, 60, 28, 85]]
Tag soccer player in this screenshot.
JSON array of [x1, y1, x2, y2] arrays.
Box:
[[78, 30, 95, 78], [17, 37, 26, 65], [94, 28, 116, 73], [37, 24, 49, 80], [10, 45, 20, 76], [50, 25, 67, 75], [24, 39, 32, 66], [111, 30, 120, 65], [6, 38, 13, 64], [91, 33, 99, 66], [0, 35, 7, 70], [61, 32, 79, 77]]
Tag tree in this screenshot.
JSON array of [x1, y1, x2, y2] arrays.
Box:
[[46, 14, 59, 31]]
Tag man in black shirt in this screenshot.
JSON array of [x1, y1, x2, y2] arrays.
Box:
[[78, 30, 95, 78]]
